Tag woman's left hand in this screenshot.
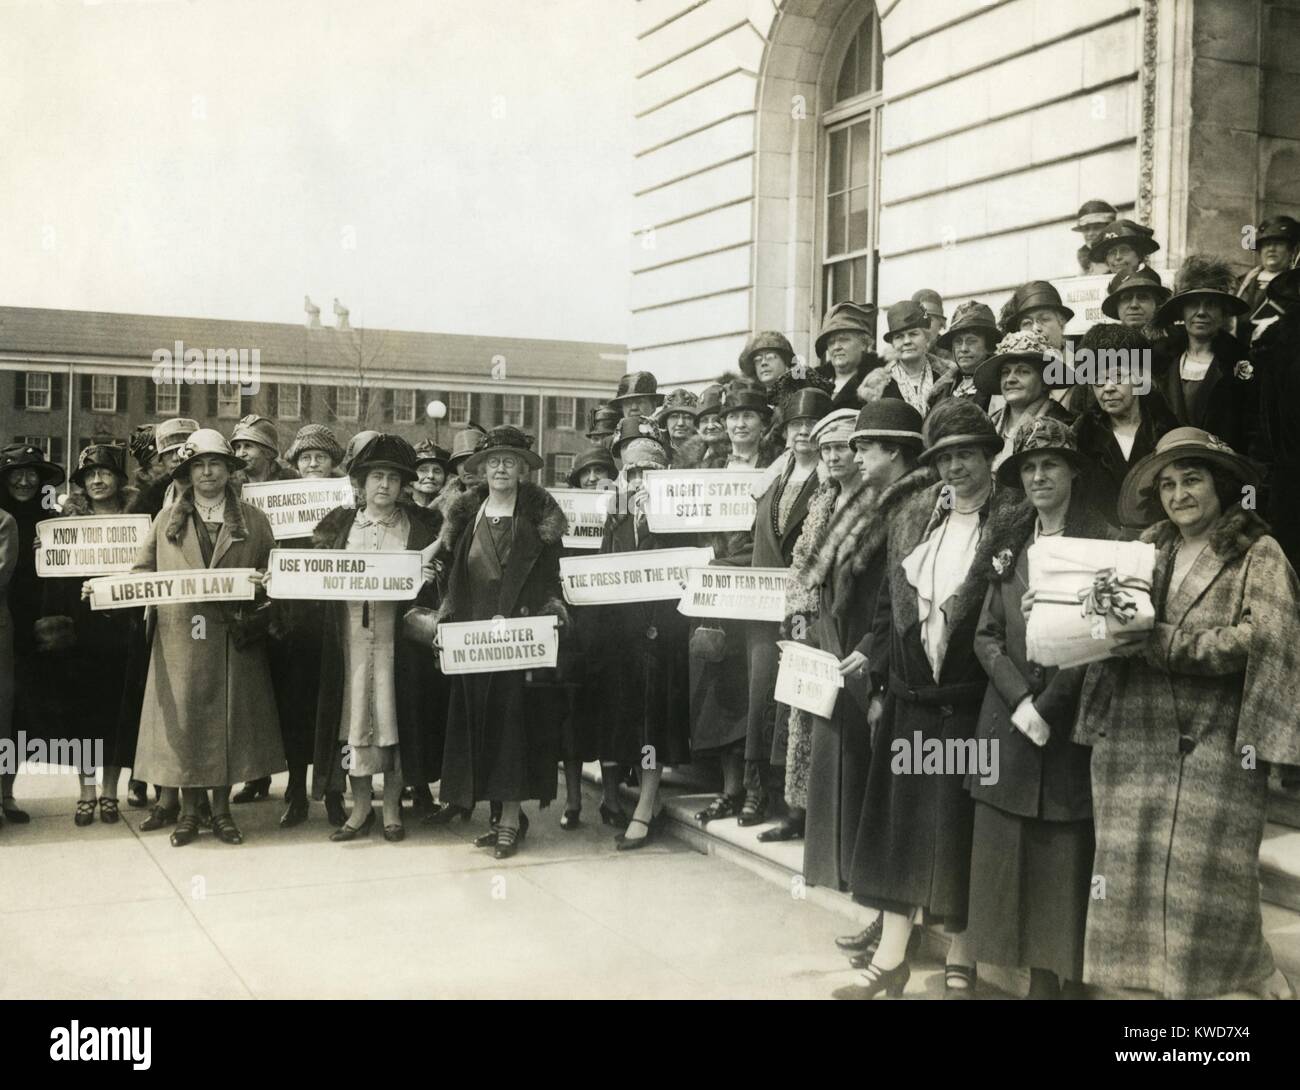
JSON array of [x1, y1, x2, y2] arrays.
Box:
[[248, 570, 269, 594], [838, 650, 868, 677]]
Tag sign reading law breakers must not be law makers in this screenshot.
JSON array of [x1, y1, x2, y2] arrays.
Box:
[[36, 515, 152, 577], [87, 569, 259, 610], [560, 546, 714, 606], [241, 478, 356, 540], [643, 469, 765, 533], [677, 566, 787, 623], [437, 616, 558, 675], [266, 549, 424, 600]]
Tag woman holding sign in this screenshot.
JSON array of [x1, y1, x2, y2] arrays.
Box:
[[35, 444, 139, 827], [309, 433, 441, 843], [125, 430, 284, 847], [435, 426, 569, 860]]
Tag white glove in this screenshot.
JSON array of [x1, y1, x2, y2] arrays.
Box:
[[1010, 696, 1050, 747]]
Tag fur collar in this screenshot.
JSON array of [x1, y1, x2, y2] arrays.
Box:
[[858, 354, 956, 403], [60, 485, 140, 517], [312, 500, 435, 548], [163, 482, 248, 545], [1141, 505, 1270, 564], [671, 432, 710, 469], [978, 494, 1119, 584], [435, 479, 567, 556]]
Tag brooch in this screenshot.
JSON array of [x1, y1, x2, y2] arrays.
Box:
[[1234, 360, 1254, 381]]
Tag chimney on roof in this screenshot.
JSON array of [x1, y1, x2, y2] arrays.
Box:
[[333, 298, 351, 332], [304, 295, 321, 329]]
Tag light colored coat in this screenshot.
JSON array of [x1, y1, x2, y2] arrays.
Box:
[[131, 485, 285, 787], [1074, 507, 1300, 997]]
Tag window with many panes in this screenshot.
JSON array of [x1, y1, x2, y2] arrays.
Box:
[[25, 373, 51, 410], [821, 12, 883, 310], [501, 394, 524, 427], [392, 389, 416, 423], [551, 453, 574, 487], [91, 375, 117, 413], [217, 384, 242, 418], [448, 391, 470, 425], [553, 396, 576, 430], [155, 384, 180, 415], [277, 384, 301, 420], [335, 386, 360, 422]]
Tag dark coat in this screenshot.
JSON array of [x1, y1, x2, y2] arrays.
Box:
[[309, 502, 442, 799], [852, 481, 1021, 923], [1251, 308, 1300, 570], [820, 356, 884, 412], [969, 497, 1114, 821], [1075, 392, 1179, 523], [1151, 329, 1259, 455], [435, 481, 569, 807]]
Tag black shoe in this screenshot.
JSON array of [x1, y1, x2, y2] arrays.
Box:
[[493, 817, 528, 859], [407, 783, 434, 816], [944, 964, 977, 1000], [383, 822, 406, 842], [423, 802, 467, 826], [2, 802, 30, 824], [560, 808, 581, 831], [330, 810, 376, 842], [695, 793, 744, 824], [478, 809, 528, 848], [489, 800, 503, 828], [279, 796, 309, 828], [324, 791, 347, 827], [598, 803, 629, 828], [231, 777, 271, 804], [140, 804, 179, 832], [736, 790, 768, 827], [210, 814, 244, 844], [169, 815, 201, 847], [615, 816, 658, 852], [832, 960, 911, 1000], [849, 925, 920, 968], [756, 813, 805, 841], [126, 781, 148, 809], [835, 917, 884, 954], [74, 799, 96, 828], [98, 797, 121, 825]]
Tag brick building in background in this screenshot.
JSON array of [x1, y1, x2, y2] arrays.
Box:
[[0, 306, 627, 487]]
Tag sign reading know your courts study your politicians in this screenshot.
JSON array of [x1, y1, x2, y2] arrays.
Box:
[[241, 478, 356, 541], [35, 515, 153, 577]]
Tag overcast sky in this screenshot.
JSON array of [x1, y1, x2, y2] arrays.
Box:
[[0, 0, 635, 345]]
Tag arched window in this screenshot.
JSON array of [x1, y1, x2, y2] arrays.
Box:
[[820, 11, 883, 309]]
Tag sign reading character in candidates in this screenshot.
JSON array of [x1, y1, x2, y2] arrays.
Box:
[[265, 549, 424, 601], [241, 478, 356, 541], [35, 515, 152, 577], [437, 616, 559, 675], [642, 469, 764, 533]]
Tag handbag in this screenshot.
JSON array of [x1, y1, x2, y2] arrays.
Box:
[[690, 624, 728, 663]]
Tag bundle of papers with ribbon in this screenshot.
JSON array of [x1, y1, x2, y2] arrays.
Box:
[[1025, 537, 1157, 668]]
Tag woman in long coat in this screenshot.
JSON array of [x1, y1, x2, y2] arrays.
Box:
[[129, 430, 285, 846], [0, 505, 17, 832], [836, 399, 1019, 1001], [1074, 428, 1300, 999], [966, 418, 1114, 998], [310, 434, 440, 842], [435, 426, 569, 859], [35, 444, 139, 827], [593, 435, 693, 849]]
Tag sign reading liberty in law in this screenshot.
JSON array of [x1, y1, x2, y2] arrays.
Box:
[[642, 470, 764, 533], [35, 515, 152, 577], [677, 566, 787, 623], [241, 479, 356, 541], [265, 549, 422, 600], [547, 487, 615, 550], [87, 569, 259, 610], [560, 546, 714, 606], [438, 616, 559, 675]]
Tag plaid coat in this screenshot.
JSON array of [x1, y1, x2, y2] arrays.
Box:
[[1074, 507, 1300, 997]]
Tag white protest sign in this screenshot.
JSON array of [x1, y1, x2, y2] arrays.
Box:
[[548, 487, 614, 550], [241, 478, 355, 540], [437, 615, 558, 675], [677, 566, 787, 623], [87, 568, 259, 611], [265, 549, 423, 601], [774, 641, 843, 718], [642, 469, 764, 533], [35, 515, 152, 577], [560, 546, 714, 606]]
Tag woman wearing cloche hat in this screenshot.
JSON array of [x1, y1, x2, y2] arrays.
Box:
[[1075, 428, 1298, 999]]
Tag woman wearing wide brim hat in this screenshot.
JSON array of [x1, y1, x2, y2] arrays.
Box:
[[1089, 219, 1160, 276], [409, 438, 452, 511], [608, 371, 666, 421], [309, 433, 443, 843], [967, 415, 1116, 998], [1239, 215, 1300, 315], [1072, 199, 1118, 273], [434, 424, 569, 858], [932, 301, 1000, 410], [1149, 255, 1258, 453], [36, 443, 139, 828], [1101, 267, 1171, 327], [130, 428, 284, 847], [0, 443, 67, 824], [1076, 427, 1298, 998], [859, 301, 955, 416], [566, 445, 616, 488], [973, 329, 1076, 468]]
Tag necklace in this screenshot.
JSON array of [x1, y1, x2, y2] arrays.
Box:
[[195, 495, 224, 521]]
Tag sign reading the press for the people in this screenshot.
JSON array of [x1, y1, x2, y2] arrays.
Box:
[[241, 478, 356, 540], [437, 615, 559, 675], [560, 546, 715, 606], [677, 566, 787, 623], [548, 487, 615, 550], [642, 469, 765, 533], [774, 641, 844, 719], [35, 515, 152, 577], [265, 549, 423, 601], [87, 569, 259, 610]]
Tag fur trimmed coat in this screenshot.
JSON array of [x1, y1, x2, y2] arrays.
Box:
[[308, 501, 442, 798], [857, 354, 958, 415], [435, 480, 569, 808], [131, 484, 286, 787], [1073, 508, 1300, 997]]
